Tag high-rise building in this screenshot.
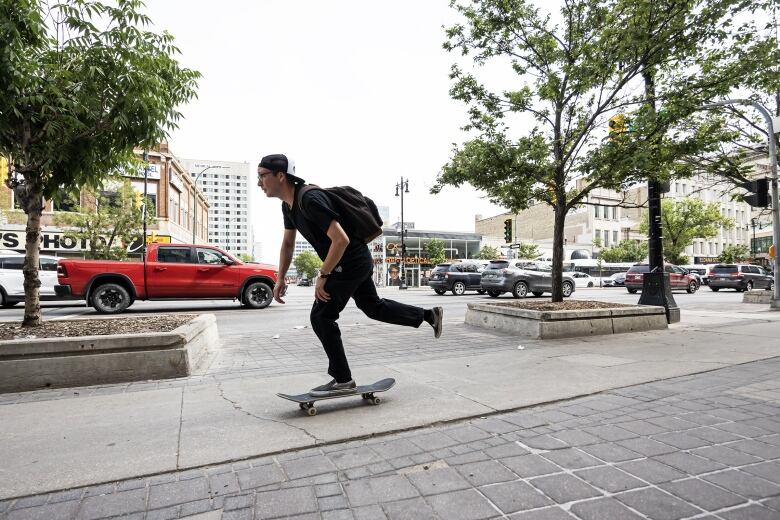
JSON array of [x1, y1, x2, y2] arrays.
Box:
[[182, 158, 253, 257]]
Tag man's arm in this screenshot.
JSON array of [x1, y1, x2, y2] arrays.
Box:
[[274, 228, 296, 304], [314, 220, 350, 302]]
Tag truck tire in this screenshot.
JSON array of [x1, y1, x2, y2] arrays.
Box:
[[244, 281, 273, 309], [91, 283, 131, 314]]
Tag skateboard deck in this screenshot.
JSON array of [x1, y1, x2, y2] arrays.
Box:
[[277, 378, 396, 415]]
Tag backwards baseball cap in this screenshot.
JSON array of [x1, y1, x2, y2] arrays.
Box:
[[258, 154, 305, 184]]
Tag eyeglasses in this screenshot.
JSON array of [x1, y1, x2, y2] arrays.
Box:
[[257, 172, 275, 182]]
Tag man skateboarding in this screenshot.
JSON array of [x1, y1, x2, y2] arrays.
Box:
[[258, 154, 443, 398]]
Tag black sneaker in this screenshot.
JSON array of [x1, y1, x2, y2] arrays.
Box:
[[431, 306, 443, 339], [310, 379, 357, 397]]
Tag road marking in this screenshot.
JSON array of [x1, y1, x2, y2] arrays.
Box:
[[50, 309, 93, 321]]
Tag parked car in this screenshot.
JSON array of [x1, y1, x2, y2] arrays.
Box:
[[480, 260, 576, 298], [565, 271, 597, 288], [602, 272, 627, 287], [0, 253, 61, 307], [681, 264, 709, 285], [56, 243, 278, 313], [428, 262, 486, 295], [624, 263, 699, 294], [707, 264, 774, 292], [297, 278, 311, 286]]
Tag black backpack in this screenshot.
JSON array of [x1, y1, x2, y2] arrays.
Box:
[[296, 185, 384, 244]]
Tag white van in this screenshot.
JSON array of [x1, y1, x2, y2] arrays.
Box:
[[0, 253, 60, 307]]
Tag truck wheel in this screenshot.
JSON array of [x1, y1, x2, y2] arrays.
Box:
[[91, 283, 131, 314], [244, 281, 273, 309], [512, 281, 528, 299], [452, 282, 466, 296]]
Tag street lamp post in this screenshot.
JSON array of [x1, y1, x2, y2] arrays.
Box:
[[395, 177, 410, 289], [701, 99, 780, 308], [191, 166, 216, 243]]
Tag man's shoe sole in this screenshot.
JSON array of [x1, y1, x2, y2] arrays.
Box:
[[433, 307, 443, 339]]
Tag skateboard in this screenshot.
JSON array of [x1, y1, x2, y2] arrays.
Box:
[[277, 378, 396, 416]]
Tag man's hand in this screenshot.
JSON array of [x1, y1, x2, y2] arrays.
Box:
[[273, 280, 288, 304], [315, 276, 331, 302]]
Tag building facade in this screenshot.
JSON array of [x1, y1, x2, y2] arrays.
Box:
[[0, 143, 209, 257], [182, 158, 253, 257]]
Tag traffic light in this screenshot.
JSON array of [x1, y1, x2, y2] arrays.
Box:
[[608, 114, 629, 141], [742, 178, 769, 207], [503, 218, 512, 244]]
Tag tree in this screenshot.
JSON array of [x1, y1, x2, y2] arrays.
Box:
[[425, 238, 446, 266], [0, 0, 199, 326], [516, 242, 541, 260], [600, 241, 648, 263], [238, 253, 253, 263], [435, 0, 773, 302], [54, 179, 155, 260], [639, 199, 734, 265], [294, 251, 322, 280], [477, 245, 499, 260], [719, 244, 750, 264]]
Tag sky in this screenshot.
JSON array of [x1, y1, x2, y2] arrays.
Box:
[[143, 1, 511, 263]]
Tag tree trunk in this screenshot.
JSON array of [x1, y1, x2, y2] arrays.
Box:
[[22, 189, 43, 327], [551, 203, 566, 302]]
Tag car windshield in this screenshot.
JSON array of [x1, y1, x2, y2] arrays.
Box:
[[433, 265, 450, 273], [487, 261, 509, 269], [712, 265, 738, 273], [627, 265, 650, 273]]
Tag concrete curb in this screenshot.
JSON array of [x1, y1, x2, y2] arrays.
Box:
[[465, 302, 667, 338], [743, 290, 773, 304], [0, 314, 218, 393]]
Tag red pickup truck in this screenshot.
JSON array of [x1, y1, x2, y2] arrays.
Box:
[[56, 243, 278, 314]]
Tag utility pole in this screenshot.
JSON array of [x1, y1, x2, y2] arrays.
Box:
[[395, 177, 409, 288]]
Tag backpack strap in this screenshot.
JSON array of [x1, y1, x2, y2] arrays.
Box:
[[294, 184, 320, 223]]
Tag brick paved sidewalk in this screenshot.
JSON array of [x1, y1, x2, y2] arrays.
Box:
[[3, 358, 780, 520]]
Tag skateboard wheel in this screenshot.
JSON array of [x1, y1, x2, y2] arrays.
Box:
[[370, 397, 381, 405], [307, 407, 317, 416]]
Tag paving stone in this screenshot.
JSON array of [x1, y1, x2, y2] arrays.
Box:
[[148, 478, 210, 509], [316, 483, 344, 498], [691, 445, 762, 466], [444, 425, 494, 443], [743, 461, 780, 485], [321, 510, 354, 520], [10, 495, 48, 509], [500, 454, 562, 478], [581, 425, 637, 442], [116, 478, 147, 492], [541, 448, 602, 470], [221, 509, 253, 520], [479, 480, 553, 514], [457, 460, 517, 487], [236, 464, 286, 490], [76, 488, 147, 520], [522, 434, 569, 450], [618, 419, 669, 436], [319, 494, 349, 510], [502, 413, 548, 429], [653, 452, 727, 475], [652, 432, 711, 450], [329, 446, 383, 470], [660, 478, 747, 511], [617, 459, 687, 484], [574, 465, 645, 493], [381, 497, 437, 520], [687, 426, 743, 444], [282, 455, 339, 480], [578, 442, 642, 463], [529, 474, 601, 504], [209, 472, 240, 497], [224, 494, 253, 511], [715, 421, 771, 438], [727, 439, 780, 459], [6, 500, 79, 520], [703, 469, 780, 499], [475, 418, 519, 434], [677, 412, 727, 426], [368, 461, 394, 475], [569, 497, 643, 520], [549, 430, 601, 446], [343, 475, 419, 506], [616, 437, 677, 457], [178, 499, 214, 517], [616, 487, 702, 520], [445, 451, 490, 466], [483, 442, 529, 459], [507, 507, 574, 519], [718, 504, 780, 520], [145, 506, 181, 520], [408, 432, 459, 451], [426, 489, 497, 520], [405, 466, 471, 496], [645, 416, 699, 432], [763, 496, 780, 511], [255, 486, 317, 519], [354, 504, 388, 520]]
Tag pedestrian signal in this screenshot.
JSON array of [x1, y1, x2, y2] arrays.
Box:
[[741, 178, 769, 207]]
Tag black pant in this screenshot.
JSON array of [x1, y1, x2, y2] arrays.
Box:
[[310, 255, 424, 382]]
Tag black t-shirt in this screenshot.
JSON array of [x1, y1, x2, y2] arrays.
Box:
[[282, 185, 367, 264]]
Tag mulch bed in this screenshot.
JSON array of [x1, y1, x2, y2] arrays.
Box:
[[489, 300, 633, 311], [0, 315, 195, 341]]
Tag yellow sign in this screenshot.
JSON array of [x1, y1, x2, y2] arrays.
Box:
[[770, 243, 776, 259], [0, 155, 8, 185], [146, 233, 172, 244]]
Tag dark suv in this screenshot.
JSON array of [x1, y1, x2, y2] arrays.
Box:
[[480, 260, 575, 298], [708, 264, 774, 292], [624, 264, 699, 294], [429, 262, 486, 295]]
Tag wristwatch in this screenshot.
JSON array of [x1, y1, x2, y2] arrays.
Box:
[[319, 271, 331, 279]]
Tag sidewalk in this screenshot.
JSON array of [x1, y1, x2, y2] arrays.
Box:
[[0, 303, 779, 512]]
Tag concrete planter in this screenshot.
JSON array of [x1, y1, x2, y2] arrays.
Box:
[[465, 302, 667, 339], [743, 290, 772, 304], [0, 314, 218, 393]]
